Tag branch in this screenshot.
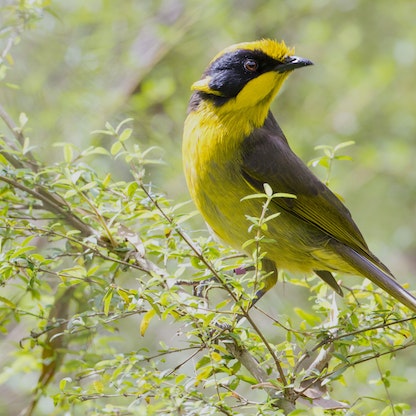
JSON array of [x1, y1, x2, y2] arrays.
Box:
[[0, 106, 166, 279], [137, 181, 289, 385], [224, 339, 295, 415], [0, 103, 39, 170], [0, 174, 94, 237]]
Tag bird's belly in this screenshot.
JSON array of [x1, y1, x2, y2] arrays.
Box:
[[189, 164, 350, 274]]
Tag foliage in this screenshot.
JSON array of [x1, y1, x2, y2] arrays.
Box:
[[1, 1, 416, 416]]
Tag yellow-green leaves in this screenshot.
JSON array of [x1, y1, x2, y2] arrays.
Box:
[[140, 308, 156, 336]]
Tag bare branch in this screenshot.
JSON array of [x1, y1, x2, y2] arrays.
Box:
[[225, 339, 296, 415]]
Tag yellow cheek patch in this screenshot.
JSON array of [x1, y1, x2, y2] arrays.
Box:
[[231, 71, 289, 110], [191, 76, 225, 96]]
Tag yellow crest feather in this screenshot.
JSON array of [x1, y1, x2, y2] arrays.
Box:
[[210, 39, 294, 64]]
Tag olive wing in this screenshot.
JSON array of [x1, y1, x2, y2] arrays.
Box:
[[240, 113, 370, 256]]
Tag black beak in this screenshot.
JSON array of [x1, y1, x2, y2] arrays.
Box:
[[275, 55, 313, 73]]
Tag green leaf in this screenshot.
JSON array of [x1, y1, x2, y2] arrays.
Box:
[[58, 266, 87, 280], [79, 181, 97, 192], [274, 192, 296, 199], [63, 143, 73, 163], [140, 308, 156, 336], [0, 296, 16, 308], [81, 146, 110, 156], [334, 155, 352, 161], [19, 112, 28, 128], [102, 173, 111, 187], [105, 121, 116, 134], [103, 287, 114, 316], [334, 140, 355, 151], [22, 136, 31, 154], [110, 141, 123, 155], [118, 128, 132, 142], [0, 153, 9, 165], [263, 182, 273, 196], [115, 118, 134, 133], [116, 287, 131, 305], [294, 307, 321, 326], [59, 377, 72, 391], [90, 129, 115, 136], [237, 374, 257, 385], [241, 193, 268, 201]]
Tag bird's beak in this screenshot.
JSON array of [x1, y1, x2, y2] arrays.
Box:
[[275, 55, 313, 73]]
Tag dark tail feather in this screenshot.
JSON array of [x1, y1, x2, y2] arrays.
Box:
[[315, 270, 343, 297], [332, 242, 416, 313]]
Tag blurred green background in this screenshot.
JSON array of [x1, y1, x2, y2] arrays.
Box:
[[1, 0, 416, 412], [4, 0, 416, 277]]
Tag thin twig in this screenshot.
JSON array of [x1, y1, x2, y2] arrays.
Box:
[[0, 103, 39, 170], [0, 174, 95, 237], [136, 181, 292, 402]]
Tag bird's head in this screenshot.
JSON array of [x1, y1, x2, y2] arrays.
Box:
[[190, 39, 312, 120]]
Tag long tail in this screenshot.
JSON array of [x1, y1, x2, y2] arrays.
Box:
[[332, 242, 416, 313]]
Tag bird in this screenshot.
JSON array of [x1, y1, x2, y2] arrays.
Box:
[[182, 39, 416, 312]]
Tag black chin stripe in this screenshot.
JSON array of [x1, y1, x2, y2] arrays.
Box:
[[187, 91, 233, 112]]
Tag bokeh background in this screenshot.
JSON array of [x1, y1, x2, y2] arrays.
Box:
[[1, 0, 416, 413]]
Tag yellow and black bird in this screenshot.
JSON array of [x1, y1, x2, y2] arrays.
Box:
[[182, 39, 416, 312]]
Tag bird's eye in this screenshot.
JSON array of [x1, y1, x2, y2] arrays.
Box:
[[244, 59, 258, 72]]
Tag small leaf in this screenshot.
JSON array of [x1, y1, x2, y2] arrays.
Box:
[[274, 192, 296, 199], [334, 155, 352, 161], [0, 296, 16, 308], [110, 141, 123, 155], [84, 146, 110, 156], [314, 144, 331, 151], [263, 183, 273, 196], [19, 112, 28, 128], [241, 193, 268, 201], [119, 128, 132, 142], [93, 380, 104, 393], [22, 136, 31, 154], [6, 83, 19, 89], [140, 308, 156, 336], [59, 377, 72, 391], [63, 143, 73, 163], [294, 307, 320, 326], [79, 181, 97, 192], [324, 148, 332, 157], [90, 129, 115, 136], [63, 189, 77, 199], [103, 287, 114, 316], [105, 121, 116, 134], [175, 374, 186, 384], [237, 374, 257, 385], [115, 118, 134, 133], [318, 157, 330, 168], [116, 287, 131, 305], [70, 170, 83, 184], [210, 352, 222, 362], [0, 153, 9, 165], [102, 173, 111, 187], [334, 140, 355, 151], [195, 366, 212, 384], [242, 238, 256, 249]]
